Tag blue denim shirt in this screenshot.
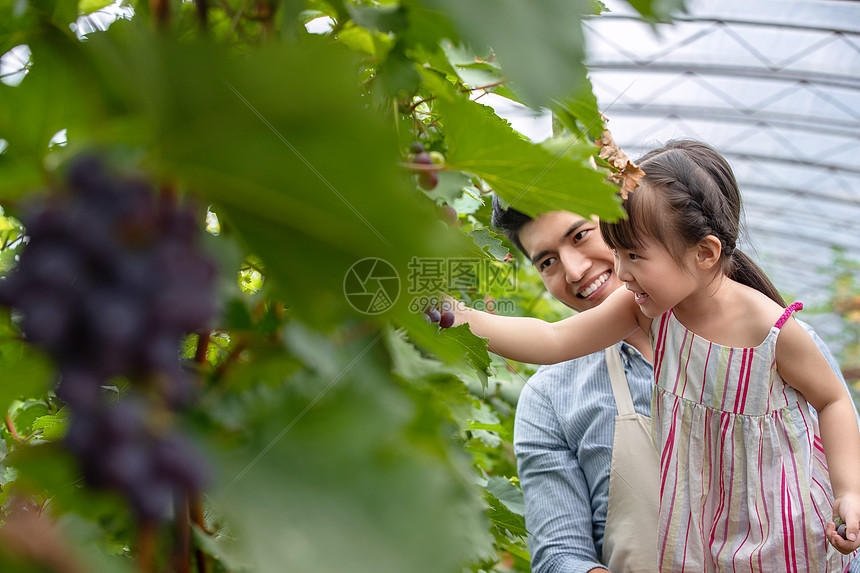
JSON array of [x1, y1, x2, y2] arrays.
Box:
[[513, 323, 857, 573]]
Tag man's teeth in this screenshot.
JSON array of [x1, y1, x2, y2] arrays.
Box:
[[580, 271, 610, 297]]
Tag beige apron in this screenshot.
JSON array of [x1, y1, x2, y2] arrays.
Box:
[[601, 346, 660, 573]]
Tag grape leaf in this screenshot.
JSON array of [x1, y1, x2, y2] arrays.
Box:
[[0, 341, 52, 416], [625, 0, 687, 22], [484, 490, 528, 537], [486, 475, 525, 516], [78, 27, 472, 335], [437, 95, 623, 221], [215, 339, 490, 573], [191, 524, 249, 572], [31, 412, 68, 441], [469, 228, 509, 262], [422, 0, 597, 108], [78, 0, 114, 15], [551, 66, 604, 139], [386, 326, 454, 381], [422, 170, 471, 205], [440, 324, 492, 389]]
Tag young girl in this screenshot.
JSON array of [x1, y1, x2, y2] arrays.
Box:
[[456, 140, 860, 571]]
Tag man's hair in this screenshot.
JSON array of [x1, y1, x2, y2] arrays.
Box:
[[491, 195, 533, 257]]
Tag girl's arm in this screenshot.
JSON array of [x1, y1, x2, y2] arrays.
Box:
[[454, 286, 642, 365], [776, 318, 860, 552]]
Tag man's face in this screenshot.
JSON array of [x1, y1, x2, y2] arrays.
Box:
[[518, 211, 623, 312]]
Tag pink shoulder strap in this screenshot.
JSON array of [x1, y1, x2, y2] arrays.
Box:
[[774, 301, 803, 329]]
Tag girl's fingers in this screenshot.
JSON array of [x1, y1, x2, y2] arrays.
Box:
[[828, 520, 860, 554], [839, 508, 860, 542]]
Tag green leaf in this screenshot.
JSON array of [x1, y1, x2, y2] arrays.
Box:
[[422, 0, 595, 107], [0, 341, 53, 416], [398, 0, 462, 52], [625, 0, 686, 22], [437, 96, 623, 221], [10, 399, 50, 436], [468, 421, 512, 443], [214, 335, 490, 573], [77, 27, 472, 332], [376, 43, 422, 98], [486, 475, 525, 516], [439, 324, 491, 389], [441, 42, 522, 103], [421, 169, 471, 205], [484, 490, 528, 537], [191, 524, 250, 572], [78, 0, 113, 14], [386, 326, 453, 381], [346, 3, 407, 34], [334, 23, 378, 56], [31, 410, 68, 441], [469, 228, 509, 262], [551, 68, 605, 139]]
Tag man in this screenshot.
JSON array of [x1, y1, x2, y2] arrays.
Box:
[[492, 196, 856, 573]]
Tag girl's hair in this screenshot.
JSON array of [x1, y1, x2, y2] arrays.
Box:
[[599, 140, 786, 306]]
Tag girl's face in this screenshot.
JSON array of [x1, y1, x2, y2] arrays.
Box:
[[613, 239, 700, 319]]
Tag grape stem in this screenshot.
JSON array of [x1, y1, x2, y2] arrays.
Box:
[[137, 520, 157, 573], [408, 81, 507, 113], [5, 414, 21, 441], [150, 0, 170, 30], [190, 493, 210, 534], [190, 494, 211, 573], [195, 0, 209, 28], [194, 331, 211, 366], [173, 495, 191, 573], [399, 162, 444, 172]]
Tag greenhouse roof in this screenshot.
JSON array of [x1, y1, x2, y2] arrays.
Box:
[[583, 0, 860, 340]]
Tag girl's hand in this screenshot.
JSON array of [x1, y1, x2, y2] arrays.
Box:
[[422, 295, 468, 329], [440, 294, 470, 328], [826, 495, 860, 554]]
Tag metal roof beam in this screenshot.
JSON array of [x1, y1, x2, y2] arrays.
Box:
[[740, 182, 860, 210], [585, 64, 860, 91], [605, 105, 860, 139], [720, 151, 860, 176], [614, 142, 860, 177], [589, 12, 860, 37]]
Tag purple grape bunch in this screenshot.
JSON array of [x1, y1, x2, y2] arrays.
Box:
[[408, 142, 439, 191], [0, 155, 214, 521], [424, 301, 455, 329], [65, 397, 210, 521]]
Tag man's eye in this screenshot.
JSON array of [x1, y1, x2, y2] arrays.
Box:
[[628, 253, 639, 260], [539, 257, 556, 271], [573, 229, 588, 242]]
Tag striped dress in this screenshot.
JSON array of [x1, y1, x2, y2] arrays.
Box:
[[650, 302, 851, 572]]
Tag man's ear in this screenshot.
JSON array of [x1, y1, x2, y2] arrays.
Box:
[[696, 235, 723, 270]]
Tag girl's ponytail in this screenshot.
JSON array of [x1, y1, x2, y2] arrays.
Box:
[[728, 250, 785, 306]]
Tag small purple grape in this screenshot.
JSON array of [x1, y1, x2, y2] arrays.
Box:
[[418, 171, 439, 191], [439, 309, 455, 328], [413, 152, 433, 165], [439, 205, 457, 225], [409, 142, 425, 154], [426, 308, 441, 323], [837, 523, 847, 539]]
